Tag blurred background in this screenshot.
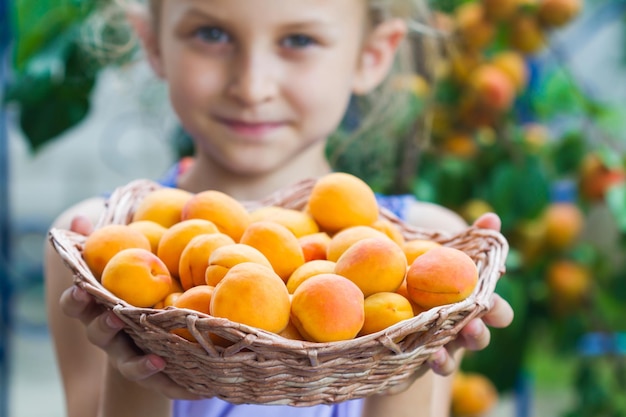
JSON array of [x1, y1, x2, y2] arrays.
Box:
[[2, 0, 626, 416]]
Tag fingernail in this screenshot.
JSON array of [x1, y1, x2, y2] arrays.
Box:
[[430, 349, 446, 367], [72, 286, 89, 302], [105, 313, 124, 330], [146, 356, 165, 372]]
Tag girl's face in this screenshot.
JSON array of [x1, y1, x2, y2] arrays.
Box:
[[145, 0, 401, 176]]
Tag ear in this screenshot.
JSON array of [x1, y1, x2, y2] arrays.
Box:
[[352, 18, 407, 95], [126, 7, 166, 78]]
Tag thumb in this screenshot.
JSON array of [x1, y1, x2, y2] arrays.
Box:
[[70, 215, 94, 236]]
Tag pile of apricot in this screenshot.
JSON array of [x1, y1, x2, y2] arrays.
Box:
[[82, 172, 479, 344]]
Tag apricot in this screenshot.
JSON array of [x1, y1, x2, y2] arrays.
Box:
[[441, 132, 478, 159], [210, 263, 291, 334], [402, 239, 442, 265], [181, 190, 251, 242], [542, 202, 584, 251], [406, 246, 478, 309], [482, 0, 520, 21], [278, 319, 305, 341], [286, 260, 337, 294], [359, 292, 414, 336], [82, 224, 152, 279], [538, 0, 582, 28], [395, 279, 427, 316], [326, 225, 390, 262], [101, 248, 172, 308], [546, 260, 591, 312], [451, 372, 498, 417], [454, 2, 495, 51], [205, 243, 272, 286], [298, 232, 332, 262], [508, 14, 545, 55], [371, 218, 405, 246], [157, 219, 219, 277], [178, 233, 236, 290], [128, 220, 168, 254], [491, 51, 528, 92], [250, 206, 319, 238], [579, 153, 626, 201], [239, 221, 305, 282], [171, 285, 215, 342], [334, 237, 407, 297], [307, 172, 379, 233], [290, 273, 365, 343], [154, 291, 182, 309], [132, 187, 194, 228], [467, 64, 516, 112]]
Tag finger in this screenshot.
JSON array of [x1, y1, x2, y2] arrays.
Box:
[[427, 347, 457, 376], [482, 294, 514, 328], [70, 215, 94, 236], [60, 286, 105, 325], [118, 356, 201, 400], [472, 213, 501, 231], [86, 310, 126, 349], [457, 318, 491, 351]]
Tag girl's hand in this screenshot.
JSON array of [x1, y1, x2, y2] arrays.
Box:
[[427, 212, 514, 376], [59, 215, 200, 400]]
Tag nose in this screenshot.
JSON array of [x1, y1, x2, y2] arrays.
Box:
[[227, 49, 278, 106]]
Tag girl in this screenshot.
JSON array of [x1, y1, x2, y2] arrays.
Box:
[[44, 0, 514, 416]]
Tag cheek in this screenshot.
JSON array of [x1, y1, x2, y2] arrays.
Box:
[[166, 57, 224, 112], [290, 68, 354, 133]]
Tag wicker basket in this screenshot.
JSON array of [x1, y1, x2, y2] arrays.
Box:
[[48, 178, 509, 407]]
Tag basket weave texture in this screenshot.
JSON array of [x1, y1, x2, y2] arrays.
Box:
[[49, 178, 509, 407]]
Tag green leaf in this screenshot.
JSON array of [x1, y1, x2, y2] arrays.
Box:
[[606, 183, 626, 233]]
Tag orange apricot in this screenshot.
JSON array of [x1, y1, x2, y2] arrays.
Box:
[[128, 220, 168, 254], [326, 225, 390, 262], [181, 190, 251, 242], [371, 218, 405, 246], [101, 248, 172, 308], [178, 233, 236, 290], [406, 246, 478, 309], [334, 237, 407, 297], [290, 273, 365, 343], [250, 206, 319, 238], [298, 232, 332, 262], [452, 372, 498, 417], [171, 285, 215, 342], [286, 260, 337, 294], [132, 187, 194, 228], [210, 263, 291, 334], [205, 243, 272, 286], [83, 224, 152, 280], [359, 292, 414, 336], [402, 239, 442, 264], [239, 221, 305, 282], [157, 219, 219, 277], [542, 202, 584, 251], [307, 172, 379, 233], [537, 0, 582, 28]]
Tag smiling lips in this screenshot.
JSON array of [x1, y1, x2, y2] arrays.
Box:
[[218, 117, 286, 137]]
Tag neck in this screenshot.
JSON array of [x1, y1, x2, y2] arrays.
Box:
[[177, 140, 332, 201]]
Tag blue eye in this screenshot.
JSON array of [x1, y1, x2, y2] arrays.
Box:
[[194, 26, 230, 43], [282, 34, 316, 48]]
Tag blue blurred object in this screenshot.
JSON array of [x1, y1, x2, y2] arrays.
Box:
[[578, 332, 626, 357], [0, 0, 12, 415]]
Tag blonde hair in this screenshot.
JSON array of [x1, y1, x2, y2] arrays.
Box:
[[81, 0, 448, 193]]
